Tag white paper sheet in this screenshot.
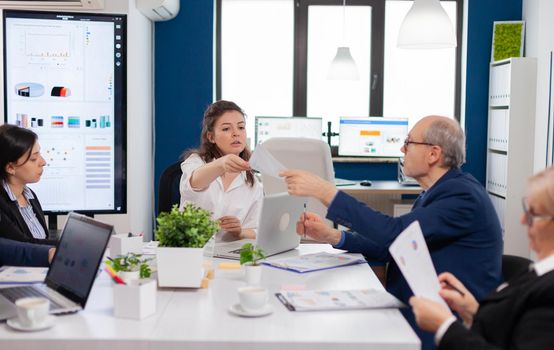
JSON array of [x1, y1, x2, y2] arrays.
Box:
[[249, 143, 286, 179], [388, 221, 447, 306]]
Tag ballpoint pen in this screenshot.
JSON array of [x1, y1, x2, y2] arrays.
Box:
[[303, 203, 307, 239], [443, 280, 465, 297]]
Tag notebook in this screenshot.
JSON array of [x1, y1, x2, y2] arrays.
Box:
[[213, 193, 305, 260], [0, 212, 113, 321]]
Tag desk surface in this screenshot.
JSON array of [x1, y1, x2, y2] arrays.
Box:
[[339, 181, 422, 195], [0, 245, 420, 350]]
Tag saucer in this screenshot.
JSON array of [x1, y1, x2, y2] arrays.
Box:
[[7, 315, 56, 332], [229, 303, 273, 317]]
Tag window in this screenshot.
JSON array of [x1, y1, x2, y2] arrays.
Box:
[[217, 0, 462, 148]]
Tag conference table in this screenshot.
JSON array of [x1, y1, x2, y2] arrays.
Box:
[[0, 244, 420, 350]]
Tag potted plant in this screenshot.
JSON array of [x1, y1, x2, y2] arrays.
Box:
[[106, 253, 152, 283], [239, 243, 266, 285], [155, 204, 219, 287]]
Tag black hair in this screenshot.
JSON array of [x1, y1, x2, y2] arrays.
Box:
[[0, 124, 38, 181]]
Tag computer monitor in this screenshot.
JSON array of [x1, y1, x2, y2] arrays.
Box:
[[338, 117, 408, 157], [254, 116, 322, 147], [3, 10, 127, 219]]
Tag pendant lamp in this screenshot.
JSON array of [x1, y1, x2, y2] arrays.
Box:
[[397, 0, 456, 49], [328, 0, 359, 80]]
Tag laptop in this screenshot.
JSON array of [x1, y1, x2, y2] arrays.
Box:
[[0, 212, 113, 321], [214, 193, 304, 260]]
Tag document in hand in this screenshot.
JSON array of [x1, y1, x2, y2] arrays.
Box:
[[0, 266, 48, 284], [388, 221, 447, 306], [249, 143, 287, 179], [262, 252, 366, 273], [275, 289, 404, 311]]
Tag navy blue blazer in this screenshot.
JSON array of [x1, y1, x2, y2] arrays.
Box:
[[328, 168, 503, 350], [0, 238, 52, 267]]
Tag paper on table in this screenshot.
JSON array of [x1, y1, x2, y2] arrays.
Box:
[[0, 266, 48, 284], [249, 143, 286, 179], [388, 221, 447, 306]]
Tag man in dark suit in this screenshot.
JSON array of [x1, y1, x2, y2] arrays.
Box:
[[410, 167, 554, 349], [0, 237, 55, 267], [281, 116, 503, 350]]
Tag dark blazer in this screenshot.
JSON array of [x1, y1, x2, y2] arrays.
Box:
[[440, 268, 554, 350], [0, 237, 52, 267], [327, 168, 503, 350], [0, 186, 56, 245]]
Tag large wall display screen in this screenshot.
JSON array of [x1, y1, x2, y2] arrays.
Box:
[[3, 10, 126, 213]]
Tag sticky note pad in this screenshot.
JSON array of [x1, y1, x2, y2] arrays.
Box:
[[218, 262, 241, 270]]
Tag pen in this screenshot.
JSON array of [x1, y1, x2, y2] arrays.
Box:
[[104, 266, 126, 285], [303, 203, 307, 239], [443, 280, 465, 297]]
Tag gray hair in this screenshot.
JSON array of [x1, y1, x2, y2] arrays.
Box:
[[423, 118, 466, 168]]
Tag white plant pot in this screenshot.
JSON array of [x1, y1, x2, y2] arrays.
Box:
[[113, 278, 157, 320], [156, 247, 204, 288], [118, 270, 140, 284], [109, 234, 143, 258], [244, 264, 262, 286]]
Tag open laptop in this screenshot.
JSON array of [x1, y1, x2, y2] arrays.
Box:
[[214, 193, 304, 260], [0, 212, 113, 321]]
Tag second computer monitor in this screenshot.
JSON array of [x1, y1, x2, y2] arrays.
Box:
[[254, 116, 322, 147], [338, 117, 408, 157]]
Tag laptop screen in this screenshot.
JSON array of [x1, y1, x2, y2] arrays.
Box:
[[46, 213, 113, 307]]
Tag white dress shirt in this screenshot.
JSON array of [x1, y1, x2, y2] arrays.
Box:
[[179, 154, 263, 242]]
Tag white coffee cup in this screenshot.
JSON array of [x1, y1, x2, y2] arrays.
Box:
[[238, 286, 268, 313], [15, 297, 50, 328]]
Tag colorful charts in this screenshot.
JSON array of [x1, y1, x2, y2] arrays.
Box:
[[14, 82, 44, 97]]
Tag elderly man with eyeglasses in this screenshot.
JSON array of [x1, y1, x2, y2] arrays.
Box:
[[280, 116, 502, 350]]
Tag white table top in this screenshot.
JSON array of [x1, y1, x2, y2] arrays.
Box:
[[0, 244, 420, 350]]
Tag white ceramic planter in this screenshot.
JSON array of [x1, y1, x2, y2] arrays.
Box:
[[113, 278, 156, 320], [156, 247, 204, 288], [244, 264, 262, 286], [118, 270, 140, 284], [109, 234, 143, 257]]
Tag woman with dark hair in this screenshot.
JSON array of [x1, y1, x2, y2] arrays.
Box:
[[179, 100, 263, 241], [0, 124, 56, 244]]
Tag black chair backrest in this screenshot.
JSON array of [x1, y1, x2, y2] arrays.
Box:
[[502, 254, 532, 282], [158, 161, 183, 216]]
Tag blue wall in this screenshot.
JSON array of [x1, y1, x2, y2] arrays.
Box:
[[154, 0, 523, 199], [461, 0, 522, 182], [154, 0, 214, 197]]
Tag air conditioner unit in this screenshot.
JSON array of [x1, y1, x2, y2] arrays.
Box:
[[0, 0, 104, 10], [136, 0, 179, 22]]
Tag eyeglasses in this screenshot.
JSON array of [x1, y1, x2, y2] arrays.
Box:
[[403, 138, 435, 148], [521, 197, 554, 227]]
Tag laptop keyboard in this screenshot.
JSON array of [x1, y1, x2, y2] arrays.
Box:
[[0, 287, 65, 310]]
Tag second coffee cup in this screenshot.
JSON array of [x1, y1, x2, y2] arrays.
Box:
[[15, 297, 50, 328], [238, 286, 269, 313]]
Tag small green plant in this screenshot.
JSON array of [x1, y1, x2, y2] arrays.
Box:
[[239, 243, 266, 266], [155, 204, 219, 248], [106, 253, 152, 279]]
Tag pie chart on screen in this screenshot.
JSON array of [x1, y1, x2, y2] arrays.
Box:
[[14, 82, 44, 97]]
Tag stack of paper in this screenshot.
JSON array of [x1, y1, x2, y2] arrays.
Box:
[[276, 289, 404, 311], [0, 266, 48, 284], [262, 252, 365, 273]]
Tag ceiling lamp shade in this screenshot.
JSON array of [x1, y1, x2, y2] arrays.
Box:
[[397, 0, 456, 49], [328, 47, 360, 80]]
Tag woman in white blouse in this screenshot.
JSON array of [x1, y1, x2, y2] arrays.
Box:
[[179, 100, 263, 241]]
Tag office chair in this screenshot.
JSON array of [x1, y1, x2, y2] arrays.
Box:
[[158, 161, 183, 216], [502, 254, 532, 281], [259, 137, 335, 226]]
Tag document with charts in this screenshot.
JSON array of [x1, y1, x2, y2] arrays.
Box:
[[262, 252, 365, 273], [0, 266, 48, 284], [388, 220, 447, 306], [275, 289, 404, 311]]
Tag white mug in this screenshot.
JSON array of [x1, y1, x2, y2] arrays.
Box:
[[15, 297, 50, 327], [238, 286, 268, 313]]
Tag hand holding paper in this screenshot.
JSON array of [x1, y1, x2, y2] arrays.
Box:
[[388, 221, 448, 307], [249, 143, 286, 179]]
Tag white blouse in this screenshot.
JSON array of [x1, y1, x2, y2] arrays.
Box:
[[179, 154, 263, 242]]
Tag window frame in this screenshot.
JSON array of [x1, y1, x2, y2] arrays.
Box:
[[215, 0, 464, 122]]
